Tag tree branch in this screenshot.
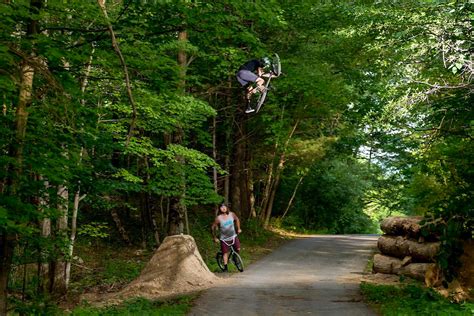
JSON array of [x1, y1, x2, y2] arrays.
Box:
[[97, 0, 137, 147], [412, 80, 471, 90], [42, 26, 108, 33]]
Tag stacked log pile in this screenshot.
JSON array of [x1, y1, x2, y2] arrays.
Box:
[[373, 216, 441, 282]]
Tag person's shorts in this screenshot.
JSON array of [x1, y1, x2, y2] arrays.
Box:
[[220, 236, 240, 254], [236, 69, 258, 87]]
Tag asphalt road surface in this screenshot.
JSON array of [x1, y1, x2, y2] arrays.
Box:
[[189, 235, 378, 316]]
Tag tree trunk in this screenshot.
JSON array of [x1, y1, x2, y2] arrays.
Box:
[[11, 61, 35, 186], [144, 157, 160, 247], [264, 163, 282, 228], [2, 2, 42, 312], [372, 253, 402, 274], [230, 108, 251, 218], [65, 186, 85, 290], [51, 185, 68, 295], [2, 53, 35, 316], [230, 144, 242, 215], [80, 46, 95, 105], [377, 235, 440, 262], [38, 178, 51, 293], [160, 196, 166, 232], [373, 254, 435, 281], [223, 86, 235, 206], [111, 209, 132, 245], [140, 194, 148, 249], [165, 197, 170, 231], [380, 216, 424, 237], [38, 218, 51, 293], [150, 203, 161, 247], [0, 234, 15, 315], [167, 30, 188, 235], [212, 116, 219, 216], [177, 30, 187, 92], [168, 197, 184, 235], [400, 263, 435, 281], [263, 152, 286, 228], [259, 157, 275, 221], [224, 155, 230, 204], [281, 175, 304, 219], [262, 115, 302, 227], [184, 205, 190, 235], [241, 141, 251, 219], [248, 165, 256, 219]]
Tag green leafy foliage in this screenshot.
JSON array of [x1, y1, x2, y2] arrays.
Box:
[[78, 222, 110, 239], [1, 0, 472, 312], [276, 157, 375, 233], [361, 283, 474, 315]]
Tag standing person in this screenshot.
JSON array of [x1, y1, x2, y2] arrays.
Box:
[[211, 203, 242, 272], [236, 57, 272, 113]]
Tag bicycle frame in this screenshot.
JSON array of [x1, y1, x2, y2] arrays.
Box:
[[216, 235, 244, 272], [255, 73, 273, 113], [220, 235, 238, 248]]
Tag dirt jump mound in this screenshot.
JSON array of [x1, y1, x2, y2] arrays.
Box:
[[83, 234, 219, 305], [119, 234, 219, 299]]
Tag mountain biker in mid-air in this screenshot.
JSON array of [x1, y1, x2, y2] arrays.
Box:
[[211, 203, 242, 272], [236, 57, 273, 113]]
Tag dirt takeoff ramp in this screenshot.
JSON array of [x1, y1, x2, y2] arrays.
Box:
[[83, 235, 218, 305], [120, 234, 218, 299]]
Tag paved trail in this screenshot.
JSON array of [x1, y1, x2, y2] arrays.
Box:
[[189, 235, 378, 316]]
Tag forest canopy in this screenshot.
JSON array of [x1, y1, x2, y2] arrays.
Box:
[[0, 0, 472, 313]]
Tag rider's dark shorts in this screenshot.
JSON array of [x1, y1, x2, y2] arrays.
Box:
[[221, 236, 240, 254], [236, 70, 258, 86]]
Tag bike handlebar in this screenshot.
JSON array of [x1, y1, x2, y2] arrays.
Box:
[[219, 234, 238, 246]]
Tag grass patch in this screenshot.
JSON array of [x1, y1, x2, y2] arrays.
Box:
[[102, 258, 145, 285], [71, 296, 193, 316], [70, 242, 151, 289], [361, 282, 474, 316]]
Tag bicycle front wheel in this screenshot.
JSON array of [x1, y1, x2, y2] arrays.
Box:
[[255, 89, 268, 113], [232, 252, 244, 272], [216, 251, 226, 271]]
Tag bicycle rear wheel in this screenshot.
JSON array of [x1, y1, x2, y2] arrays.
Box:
[[231, 252, 244, 272], [216, 251, 226, 271]]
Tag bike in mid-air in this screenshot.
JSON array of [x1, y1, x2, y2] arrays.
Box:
[[247, 53, 281, 114]]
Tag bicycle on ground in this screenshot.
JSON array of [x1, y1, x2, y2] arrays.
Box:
[[216, 235, 244, 272]]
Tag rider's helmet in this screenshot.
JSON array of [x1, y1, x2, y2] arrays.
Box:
[[260, 57, 272, 71]]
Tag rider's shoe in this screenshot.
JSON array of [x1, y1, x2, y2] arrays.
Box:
[[245, 107, 255, 114], [223, 265, 228, 272]]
